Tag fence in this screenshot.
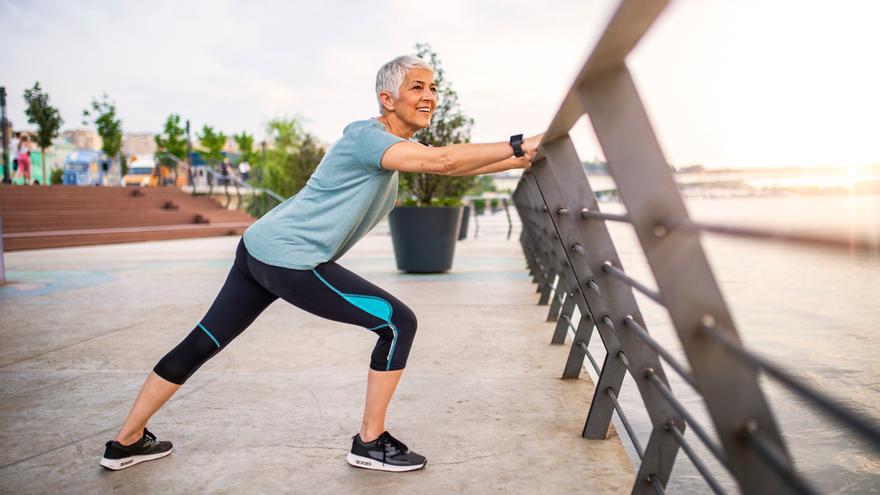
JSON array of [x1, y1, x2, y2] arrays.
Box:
[[513, 1, 880, 494]]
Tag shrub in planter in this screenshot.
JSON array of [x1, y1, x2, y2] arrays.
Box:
[[50, 168, 63, 185], [390, 43, 477, 272], [472, 198, 486, 215], [490, 197, 500, 213]]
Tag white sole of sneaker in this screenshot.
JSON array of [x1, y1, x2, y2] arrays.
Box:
[[346, 452, 426, 472], [99, 448, 173, 471]]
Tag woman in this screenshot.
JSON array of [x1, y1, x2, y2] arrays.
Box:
[[16, 134, 32, 185], [100, 54, 541, 473]]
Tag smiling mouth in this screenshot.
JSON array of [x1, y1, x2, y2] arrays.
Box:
[[417, 107, 432, 115]]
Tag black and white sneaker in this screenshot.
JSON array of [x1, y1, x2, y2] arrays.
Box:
[[347, 431, 426, 472], [99, 428, 173, 471]]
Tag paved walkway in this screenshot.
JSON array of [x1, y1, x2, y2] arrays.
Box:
[[0, 233, 631, 494]]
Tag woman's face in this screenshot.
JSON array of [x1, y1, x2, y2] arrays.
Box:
[[391, 68, 437, 131]]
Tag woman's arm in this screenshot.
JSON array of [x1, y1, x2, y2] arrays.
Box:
[[446, 155, 532, 177], [381, 134, 541, 175]]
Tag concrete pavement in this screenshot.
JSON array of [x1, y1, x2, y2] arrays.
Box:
[[0, 232, 632, 494]]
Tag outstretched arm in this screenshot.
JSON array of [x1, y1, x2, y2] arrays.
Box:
[[446, 155, 532, 176], [381, 134, 542, 176]]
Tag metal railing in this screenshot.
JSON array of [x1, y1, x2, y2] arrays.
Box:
[[155, 153, 285, 217], [513, 1, 880, 494], [197, 165, 285, 217], [463, 195, 518, 239]]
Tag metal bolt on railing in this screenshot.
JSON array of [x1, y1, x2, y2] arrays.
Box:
[[572, 243, 585, 254], [557, 207, 569, 215], [652, 224, 669, 238]]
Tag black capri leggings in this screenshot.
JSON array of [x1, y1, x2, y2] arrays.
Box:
[[154, 238, 418, 385]]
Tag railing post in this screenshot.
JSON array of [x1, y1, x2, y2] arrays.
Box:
[[551, 289, 578, 344], [562, 312, 595, 379], [583, 63, 793, 494], [529, 136, 683, 492]]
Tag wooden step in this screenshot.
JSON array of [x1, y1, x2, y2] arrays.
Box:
[[1, 185, 257, 250], [2, 223, 251, 251]]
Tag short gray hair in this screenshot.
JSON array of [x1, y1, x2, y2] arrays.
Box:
[[375, 55, 434, 113]]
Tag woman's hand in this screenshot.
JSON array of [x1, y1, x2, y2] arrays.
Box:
[[516, 133, 543, 170], [523, 133, 544, 157]]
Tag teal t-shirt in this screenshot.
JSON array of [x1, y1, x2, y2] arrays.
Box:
[[243, 119, 404, 269]]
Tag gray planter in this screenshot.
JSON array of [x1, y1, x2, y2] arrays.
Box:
[[388, 206, 463, 273]]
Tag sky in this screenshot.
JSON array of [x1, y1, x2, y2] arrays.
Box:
[[2, 0, 879, 169]]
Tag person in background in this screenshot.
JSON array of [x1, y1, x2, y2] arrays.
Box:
[[10, 133, 19, 178], [238, 160, 250, 181], [16, 134, 32, 185]]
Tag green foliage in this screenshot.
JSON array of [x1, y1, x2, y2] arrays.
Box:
[[198, 125, 227, 163], [466, 175, 497, 196], [155, 114, 187, 160], [249, 117, 324, 201], [50, 167, 63, 185], [398, 43, 477, 206], [83, 93, 122, 159], [472, 198, 486, 215], [23, 82, 63, 152], [233, 131, 255, 163]]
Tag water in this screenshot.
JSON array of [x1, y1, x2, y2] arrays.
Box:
[[380, 189, 879, 491], [579, 194, 880, 494]]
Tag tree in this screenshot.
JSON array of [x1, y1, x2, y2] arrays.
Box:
[[23, 82, 63, 185], [83, 93, 123, 177], [399, 43, 477, 206], [250, 116, 323, 199], [198, 125, 226, 164], [233, 131, 255, 163], [155, 114, 187, 160]]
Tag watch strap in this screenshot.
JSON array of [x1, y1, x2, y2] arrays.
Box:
[[509, 134, 524, 157]]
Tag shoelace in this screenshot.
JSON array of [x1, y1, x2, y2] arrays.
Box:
[[142, 428, 157, 444], [376, 432, 408, 464]]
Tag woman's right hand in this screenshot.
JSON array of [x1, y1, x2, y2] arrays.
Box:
[[523, 133, 544, 158]]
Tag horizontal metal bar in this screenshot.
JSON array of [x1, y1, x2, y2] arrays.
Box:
[[563, 315, 602, 374], [607, 387, 644, 459], [646, 370, 732, 472], [667, 422, 727, 495], [676, 219, 879, 256], [623, 316, 697, 389], [746, 424, 819, 495], [542, 0, 671, 143], [649, 474, 666, 495], [702, 323, 880, 450], [603, 261, 664, 305], [579, 341, 602, 375], [580, 208, 631, 223]]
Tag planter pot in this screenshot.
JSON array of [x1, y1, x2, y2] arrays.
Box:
[[458, 205, 471, 240], [389, 206, 463, 273]]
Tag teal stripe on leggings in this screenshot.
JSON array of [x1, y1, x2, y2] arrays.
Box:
[[311, 269, 399, 370], [197, 322, 220, 348]]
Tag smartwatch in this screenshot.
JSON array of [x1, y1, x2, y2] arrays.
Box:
[[509, 134, 524, 157]]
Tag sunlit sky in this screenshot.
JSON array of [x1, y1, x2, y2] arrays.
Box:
[[2, 0, 879, 169]]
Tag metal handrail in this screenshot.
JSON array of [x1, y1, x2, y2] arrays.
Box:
[[510, 0, 880, 493], [193, 163, 285, 216]]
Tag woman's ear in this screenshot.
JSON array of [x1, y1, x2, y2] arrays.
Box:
[[379, 91, 396, 113]]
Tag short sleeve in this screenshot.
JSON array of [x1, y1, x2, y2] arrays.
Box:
[[355, 124, 405, 170]]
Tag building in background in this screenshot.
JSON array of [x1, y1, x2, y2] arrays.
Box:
[[122, 132, 157, 156], [62, 128, 101, 150]]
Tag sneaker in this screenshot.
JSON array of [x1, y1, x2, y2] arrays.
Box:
[[99, 428, 173, 471], [347, 431, 426, 472]]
